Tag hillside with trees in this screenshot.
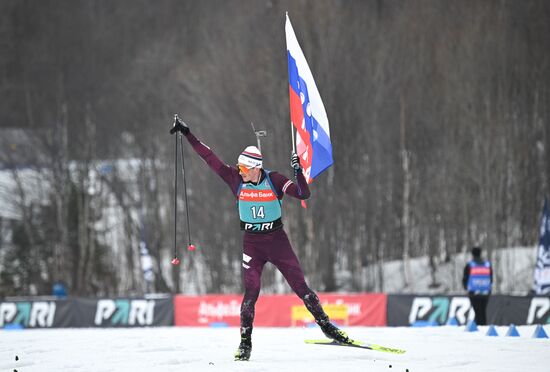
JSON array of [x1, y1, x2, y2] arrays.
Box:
[[0, 0, 549, 296]]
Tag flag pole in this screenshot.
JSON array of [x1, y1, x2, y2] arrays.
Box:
[[286, 12, 296, 156], [290, 121, 296, 154]]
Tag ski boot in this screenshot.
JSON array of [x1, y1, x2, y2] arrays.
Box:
[[234, 328, 252, 361], [317, 319, 352, 344]]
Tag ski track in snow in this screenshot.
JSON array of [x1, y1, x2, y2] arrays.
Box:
[[0, 325, 548, 372]]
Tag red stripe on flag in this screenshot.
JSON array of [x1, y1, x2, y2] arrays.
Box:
[[289, 85, 313, 173], [289, 85, 304, 132]]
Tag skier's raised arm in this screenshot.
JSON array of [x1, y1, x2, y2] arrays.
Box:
[[171, 116, 240, 194]]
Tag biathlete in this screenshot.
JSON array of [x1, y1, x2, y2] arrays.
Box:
[[171, 116, 349, 361]]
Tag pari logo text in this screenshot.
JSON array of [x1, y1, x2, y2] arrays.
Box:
[[409, 297, 474, 325], [527, 297, 550, 324], [0, 301, 56, 328], [95, 299, 155, 326], [244, 222, 274, 231]]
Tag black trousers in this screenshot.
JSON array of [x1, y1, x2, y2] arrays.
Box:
[[469, 294, 490, 325]]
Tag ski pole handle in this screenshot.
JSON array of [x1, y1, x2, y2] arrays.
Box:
[[170, 114, 190, 135]]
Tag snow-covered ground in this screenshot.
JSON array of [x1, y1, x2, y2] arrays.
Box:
[[1, 325, 548, 372]]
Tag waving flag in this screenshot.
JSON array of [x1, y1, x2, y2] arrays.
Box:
[[286, 14, 333, 183], [533, 198, 550, 294]]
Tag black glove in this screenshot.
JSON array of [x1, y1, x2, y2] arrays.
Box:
[[291, 152, 302, 173], [170, 114, 190, 135]]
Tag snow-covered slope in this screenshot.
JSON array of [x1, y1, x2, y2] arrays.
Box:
[[1, 325, 548, 371], [381, 247, 537, 295]]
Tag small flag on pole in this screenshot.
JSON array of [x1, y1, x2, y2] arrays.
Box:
[[285, 14, 333, 184], [533, 198, 550, 294]]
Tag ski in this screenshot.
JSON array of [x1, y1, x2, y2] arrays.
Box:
[[305, 339, 406, 354]]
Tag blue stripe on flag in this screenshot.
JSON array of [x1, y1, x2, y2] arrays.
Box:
[[287, 52, 300, 94], [310, 116, 333, 178]]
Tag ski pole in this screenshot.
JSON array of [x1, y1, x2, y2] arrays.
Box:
[[171, 119, 180, 265], [178, 132, 195, 252]]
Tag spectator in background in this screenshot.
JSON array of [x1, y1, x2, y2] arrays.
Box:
[[52, 281, 67, 298], [462, 246, 492, 325]]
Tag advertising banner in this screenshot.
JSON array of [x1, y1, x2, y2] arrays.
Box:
[[5, 294, 547, 328], [387, 294, 550, 326], [388, 295, 475, 326], [492, 295, 550, 325], [77, 296, 174, 327], [0, 298, 72, 329], [0, 296, 173, 328], [174, 293, 386, 327]]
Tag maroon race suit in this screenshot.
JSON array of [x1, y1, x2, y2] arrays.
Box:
[[184, 132, 330, 333]]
